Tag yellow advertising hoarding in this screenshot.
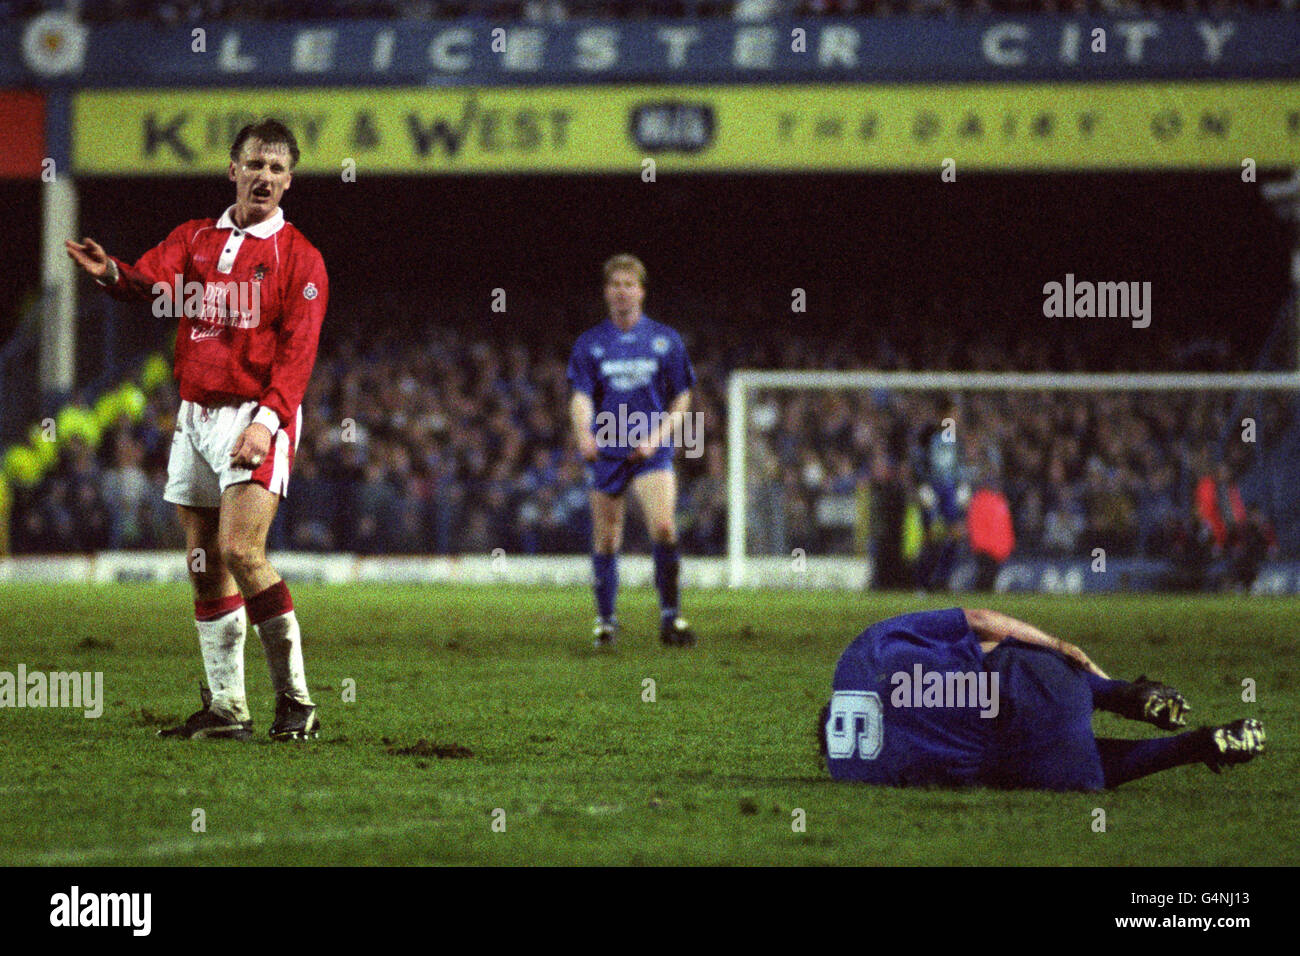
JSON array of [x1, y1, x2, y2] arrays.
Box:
[[73, 82, 1298, 174]]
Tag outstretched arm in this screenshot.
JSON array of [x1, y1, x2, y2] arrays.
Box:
[[963, 607, 1108, 679], [65, 237, 116, 282], [67, 223, 193, 303]]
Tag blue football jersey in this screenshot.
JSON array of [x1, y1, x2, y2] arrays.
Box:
[[826, 608, 993, 787], [567, 315, 696, 460]]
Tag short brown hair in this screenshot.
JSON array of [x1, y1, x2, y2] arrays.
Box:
[[230, 118, 300, 168], [603, 254, 647, 287]]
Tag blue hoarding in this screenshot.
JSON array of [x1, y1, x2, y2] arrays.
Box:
[[5, 12, 1299, 88]]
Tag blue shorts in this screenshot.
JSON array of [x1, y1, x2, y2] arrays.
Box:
[[979, 641, 1105, 792], [587, 449, 673, 496]]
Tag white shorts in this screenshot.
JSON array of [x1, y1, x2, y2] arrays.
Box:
[[163, 399, 301, 509]]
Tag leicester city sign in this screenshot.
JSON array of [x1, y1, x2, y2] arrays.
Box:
[[5, 13, 1298, 87]]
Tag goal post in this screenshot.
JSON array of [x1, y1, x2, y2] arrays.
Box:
[[725, 370, 1300, 589]]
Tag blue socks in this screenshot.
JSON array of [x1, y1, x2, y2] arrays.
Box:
[[1096, 733, 1207, 788], [1084, 672, 1131, 712], [592, 546, 681, 624], [592, 553, 618, 623], [1086, 673, 1209, 787], [653, 543, 680, 621]]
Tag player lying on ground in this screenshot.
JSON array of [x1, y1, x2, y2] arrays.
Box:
[[568, 254, 698, 648], [66, 118, 326, 741], [819, 608, 1265, 791]]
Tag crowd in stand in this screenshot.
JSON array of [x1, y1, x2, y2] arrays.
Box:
[[8, 309, 1288, 572], [746, 386, 1285, 568], [6, 0, 1294, 23]]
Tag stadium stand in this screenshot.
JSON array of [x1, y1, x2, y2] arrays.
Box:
[[9, 312, 1292, 578]]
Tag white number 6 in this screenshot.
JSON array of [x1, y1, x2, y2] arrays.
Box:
[[825, 690, 883, 760]]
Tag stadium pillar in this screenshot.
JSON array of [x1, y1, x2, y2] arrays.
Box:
[[1293, 250, 1300, 372], [1262, 169, 1300, 370], [40, 174, 77, 409], [1293, 208, 1300, 372]]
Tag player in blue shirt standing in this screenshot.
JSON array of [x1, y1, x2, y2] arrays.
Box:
[[568, 255, 697, 648], [819, 607, 1265, 790]]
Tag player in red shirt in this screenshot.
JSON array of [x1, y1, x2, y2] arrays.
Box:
[[66, 119, 325, 741]]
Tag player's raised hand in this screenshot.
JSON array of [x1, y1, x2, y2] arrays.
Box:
[[64, 237, 112, 279], [230, 423, 273, 470]]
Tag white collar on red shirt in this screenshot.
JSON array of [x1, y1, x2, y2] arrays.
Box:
[[216, 205, 286, 238]]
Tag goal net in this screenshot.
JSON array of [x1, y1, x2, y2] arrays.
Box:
[[724, 371, 1300, 592]]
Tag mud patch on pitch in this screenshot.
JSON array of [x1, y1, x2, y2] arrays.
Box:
[[384, 738, 474, 759], [129, 707, 180, 727]]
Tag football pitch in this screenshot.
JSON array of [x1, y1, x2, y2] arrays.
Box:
[[0, 583, 1293, 867]]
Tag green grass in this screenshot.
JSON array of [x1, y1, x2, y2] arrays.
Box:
[[0, 584, 1292, 866]]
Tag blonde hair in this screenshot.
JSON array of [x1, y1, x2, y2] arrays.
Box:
[[602, 254, 647, 288]]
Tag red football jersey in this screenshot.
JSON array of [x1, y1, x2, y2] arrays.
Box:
[[103, 206, 328, 428]]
